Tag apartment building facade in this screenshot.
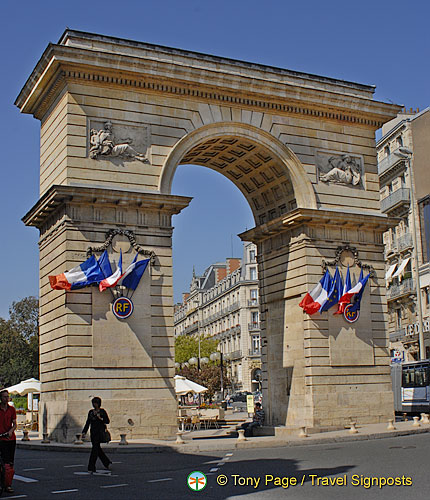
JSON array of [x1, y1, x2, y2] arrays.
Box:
[[174, 242, 262, 392], [377, 107, 430, 361]]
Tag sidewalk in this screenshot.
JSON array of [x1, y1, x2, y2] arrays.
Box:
[[16, 419, 430, 454]]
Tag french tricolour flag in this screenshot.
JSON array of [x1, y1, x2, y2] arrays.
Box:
[[118, 254, 150, 290], [334, 266, 351, 315], [49, 255, 105, 290], [99, 251, 123, 292], [299, 270, 332, 315], [336, 271, 370, 313]]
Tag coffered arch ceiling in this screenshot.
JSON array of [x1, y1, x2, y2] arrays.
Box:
[[159, 123, 316, 225]]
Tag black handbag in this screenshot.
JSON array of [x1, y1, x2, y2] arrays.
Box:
[[102, 427, 111, 443]]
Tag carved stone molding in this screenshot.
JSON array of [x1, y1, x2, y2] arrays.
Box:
[[87, 229, 155, 263], [322, 245, 375, 277]]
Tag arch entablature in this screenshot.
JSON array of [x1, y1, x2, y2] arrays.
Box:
[[159, 122, 317, 224]]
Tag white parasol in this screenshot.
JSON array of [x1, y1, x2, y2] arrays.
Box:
[[174, 375, 207, 395]]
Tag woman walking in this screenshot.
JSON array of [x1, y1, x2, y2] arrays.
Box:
[[81, 397, 112, 473]]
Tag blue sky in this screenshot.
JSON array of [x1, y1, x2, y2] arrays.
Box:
[[0, 0, 429, 316]]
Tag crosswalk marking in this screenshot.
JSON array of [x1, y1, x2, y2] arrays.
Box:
[[147, 478, 173, 483], [52, 489, 79, 494], [14, 474, 38, 483], [100, 484, 128, 489]]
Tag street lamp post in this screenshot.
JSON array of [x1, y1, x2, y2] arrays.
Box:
[[210, 351, 224, 398], [394, 147, 425, 360]]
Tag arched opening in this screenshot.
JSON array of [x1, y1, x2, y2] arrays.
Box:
[[159, 122, 317, 224], [167, 123, 314, 400]]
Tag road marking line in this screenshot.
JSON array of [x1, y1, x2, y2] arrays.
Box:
[[147, 478, 173, 483], [209, 468, 219, 472], [64, 464, 84, 468], [6, 496, 27, 499], [52, 489, 79, 494], [217, 462, 225, 466], [225, 453, 233, 456], [112, 461, 122, 464], [23, 468, 45, 471], [14, 475, 38, 483], [100, 484, 128, 489]]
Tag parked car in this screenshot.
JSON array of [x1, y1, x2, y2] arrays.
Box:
[[227, 391, 252, 403]]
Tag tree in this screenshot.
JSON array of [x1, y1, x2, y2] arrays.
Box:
[[0, 296, 39, 387], [178, 364, 229, 401], [175, 334, 218, 364]]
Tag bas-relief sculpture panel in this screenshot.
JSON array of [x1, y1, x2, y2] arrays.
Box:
[[88, 120, 151, 165], [316, 151, 363, 187]]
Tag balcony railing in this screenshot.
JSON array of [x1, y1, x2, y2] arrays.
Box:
[[248, 322, 261, 331], [386, 278, 415, 301], [380, 188, 410, 214], [377, 147, 406, 177], [248, 299, 259, 307], [230, 350, 242, 360], [183, 323, 199, 335], [248, 348, 261, 357]]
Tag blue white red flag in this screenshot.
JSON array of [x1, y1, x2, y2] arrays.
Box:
[[99, 251, 123, 292], [49, 255, 105, 290], [319, 266, 343, 312], [299, 269, 332, 315], [334, 266, 351, 315], [97, 250, 113, 278], [120, 256, 150, 291], [341, 269, 370, 313]]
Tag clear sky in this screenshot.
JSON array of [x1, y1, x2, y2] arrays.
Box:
[[0, 0, 429, 316]]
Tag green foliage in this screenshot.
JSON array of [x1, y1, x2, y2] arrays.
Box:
[[11, 396, 27, 409], [0, 296, 39, 388], [175, 334, 219, 364], [177, 364, 229, 400]]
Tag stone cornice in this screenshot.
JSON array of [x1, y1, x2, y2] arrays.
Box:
[[22, 185, 192, 229], [239, 207, 399, 242], [15, 38, 401, 127]]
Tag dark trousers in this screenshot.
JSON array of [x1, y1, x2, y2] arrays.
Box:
[[0, 440, 16, 465], [88, 441, 110, 472], [241, 422, 259, 437]]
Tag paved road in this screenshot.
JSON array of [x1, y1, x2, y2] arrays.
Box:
[[9, 433, 430, 499]]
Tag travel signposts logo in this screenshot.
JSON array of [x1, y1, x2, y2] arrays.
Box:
[[187, 471, 207, 491]]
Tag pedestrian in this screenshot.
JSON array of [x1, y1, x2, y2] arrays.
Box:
[[81, 397, 112, 473], [0, 389, 17, 494], [241, 402, 265, 437]]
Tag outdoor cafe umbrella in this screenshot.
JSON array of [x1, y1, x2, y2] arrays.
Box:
[[174, 375, 207, 395], [6, 378, 41, 424]]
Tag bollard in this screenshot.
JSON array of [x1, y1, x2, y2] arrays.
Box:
[[412, 416, 420, 427], [422, 414, 430, 424], [402, 413, 408, 422], [74, 433, 84, 444], [41, 433, 50, 443], [349, 422, 358, 434], [21, 429, 30, 441], [119, 433, 128, 445], [387, 419, 396, 431], [175, 432, 185, 444], [237, 429, 247, 442], [298, 426, 308, 438]]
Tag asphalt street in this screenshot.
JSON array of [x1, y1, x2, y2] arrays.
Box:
[[8, 433, 430, 499]]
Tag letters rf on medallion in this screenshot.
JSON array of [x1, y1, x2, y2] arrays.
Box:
[[112, 297, 134, 319]]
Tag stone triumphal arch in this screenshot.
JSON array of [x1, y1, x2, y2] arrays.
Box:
[[16, 30, 400, 441]]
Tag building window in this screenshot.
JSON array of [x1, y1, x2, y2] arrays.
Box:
[[250, 267, 257, 280], [250, 289, 258, 300], [249, 249, 256, 262], [384, 145, 390, 157], [251, 311, 259, 326], [396, 308, 402, 329], [397, 136, 403, 148]]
